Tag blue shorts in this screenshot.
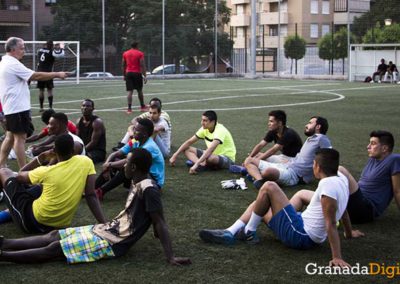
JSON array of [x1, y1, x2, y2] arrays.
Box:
[[267, 204, 316, 250]]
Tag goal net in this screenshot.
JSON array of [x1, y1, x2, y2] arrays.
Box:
[[0, 40, 80, 84], [349, 43, 400, 82]]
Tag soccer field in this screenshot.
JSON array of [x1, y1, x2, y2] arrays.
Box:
[[1, 78, 400, 283]]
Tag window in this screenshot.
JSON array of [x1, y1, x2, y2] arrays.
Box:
[[45, 0, 57, 6], [269, 26, 278, 36], [310, 0, 318, 14], [237, 27, 244, 38], [322, 24, 330, 36], [237, 5, 244, 15], [322, 0, 330, 14], [310, 24, 319, 38]]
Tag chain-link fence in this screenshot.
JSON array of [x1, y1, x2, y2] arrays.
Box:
[[0, 0, 399, 80]]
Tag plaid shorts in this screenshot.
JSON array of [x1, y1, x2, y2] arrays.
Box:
[[59, 225, 115, 264]]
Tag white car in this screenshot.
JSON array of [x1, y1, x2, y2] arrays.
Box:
[[151, 64, 189, 75], [82, 72, 114, 79]]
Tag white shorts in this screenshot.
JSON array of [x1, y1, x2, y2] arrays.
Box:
[[258, 160, 299, 186], [266, 154, 295, 164]]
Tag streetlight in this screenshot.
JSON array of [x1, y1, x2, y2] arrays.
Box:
[[384, 18, 392, 26]]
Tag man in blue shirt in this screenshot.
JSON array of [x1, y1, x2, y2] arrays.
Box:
[[340, 130, 400, 223], [95, 118, 164, 200]]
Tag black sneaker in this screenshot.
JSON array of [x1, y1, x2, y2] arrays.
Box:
[[199, 229, 236, 245], [235, 228, 260, 244]]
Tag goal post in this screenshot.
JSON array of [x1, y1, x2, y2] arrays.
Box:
[[349, 43, 400, 82], [0, 40, 80, 84]]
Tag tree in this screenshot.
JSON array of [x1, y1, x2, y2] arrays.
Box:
[[284, 35, 306, 74], [42, 0, 233, 73], [318, 27, 351, 75], [352, 0, 400, 42]]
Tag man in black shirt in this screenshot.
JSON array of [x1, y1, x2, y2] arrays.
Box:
[[37, 41, 64, 111], [76, 99, 106, 163], [371, 58, 387, 83], [0, 148, 191, 266]]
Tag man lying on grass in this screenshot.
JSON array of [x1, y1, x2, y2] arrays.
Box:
[[200, 148, 364, 267], [0, 148, 191, 266]]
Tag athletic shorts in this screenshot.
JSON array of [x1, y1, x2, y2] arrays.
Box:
[[2, 177, 53, 233], [37, 80, 54, 90], [196, 148, 234, 169], [346, 189, 375, 224], [125, 72, 143, 91], [59, 225, 115, 264], [258, 160, 299, 186], [87, 149, 106, 164], [266, 154, 295, 164], [5, 110, 34, 136], [267, 204, 316, 250]]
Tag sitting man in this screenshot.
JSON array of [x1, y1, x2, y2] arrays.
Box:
[[169, 110, 236, 174], [149, 104, 171, 158], [26, 109, 77, 157], [0, 134, 106, 233], [200, 148, 364, 267], [231, 110, 302, 174], [246, 116, 331, 189], [95, 118, 164, 200], [0, 148, 191, 266], [339, 130, 400, 224], [76, 99, 107, 163], [383, 61, 399, 83], [29, 112, 84, 157], [370, 58, 387, 83], [113, 97, 171, 151]]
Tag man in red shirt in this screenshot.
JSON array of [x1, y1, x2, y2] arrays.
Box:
[[122, 42, 148, 114]]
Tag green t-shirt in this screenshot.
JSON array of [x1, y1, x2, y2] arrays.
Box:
[[195, 123, 236, 161]]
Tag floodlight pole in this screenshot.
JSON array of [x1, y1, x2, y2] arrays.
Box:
[[32, 0, 36, 69], [102, 0, 106, 80], [162, 0, 165, 78], [347, 0, 350, 81], [277, 0, 281, 77], [250, 0, 256, 77], [215, 0, 218, 76]]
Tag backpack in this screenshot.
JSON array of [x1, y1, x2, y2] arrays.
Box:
[[364, 76, 372, 83]]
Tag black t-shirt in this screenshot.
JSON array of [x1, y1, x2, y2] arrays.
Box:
[[110, 185, 163, 257], [263, 127, 302, 157], [37, 47, 55, 72], [377, 63, 388, 72], [77, 115, 106, 153]]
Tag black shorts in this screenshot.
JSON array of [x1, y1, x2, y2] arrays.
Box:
[[125, 72, 143, 91], [37, 80, 54, 90], [2, 177, 53, 233], [195, 148, 234, 169], [87, 149, 106, 164], [5, 110, 34, 136], [347, 189, 375, 224]]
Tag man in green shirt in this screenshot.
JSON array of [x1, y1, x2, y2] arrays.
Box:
[[169, 110, 236, 174]]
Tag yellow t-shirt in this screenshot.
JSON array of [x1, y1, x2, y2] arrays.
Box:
[[29, 155, 96, 228], [195, 123, 236, 162]]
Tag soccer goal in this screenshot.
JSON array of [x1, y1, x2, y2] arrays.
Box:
[[0, 40, 80, 84], [349, 43, 400, 82]]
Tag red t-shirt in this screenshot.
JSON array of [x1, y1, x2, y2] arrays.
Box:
[[41, 120, 77, 136], [123, 48, 144, 73]]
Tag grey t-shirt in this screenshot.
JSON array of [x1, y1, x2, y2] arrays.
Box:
[[288, 134, 332, 183]]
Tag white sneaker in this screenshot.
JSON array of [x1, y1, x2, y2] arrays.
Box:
[[378, 80, 381, 83], [8, 149, 16, 160], [370, 80, 374, 83]]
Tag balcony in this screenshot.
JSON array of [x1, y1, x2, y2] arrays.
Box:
[[233, 37, 247, 49], [259, 36, 286, 48], [231, 0, 250, 4], [0, 9, 31, 26], [231, 14, 251, 27], [259, 12, 288, 25], [265, 0, 283, 2], [334, 0, 370, 13]]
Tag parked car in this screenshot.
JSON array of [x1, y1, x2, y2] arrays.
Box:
[[151, 64, 189, 75], [82, 72, 114, 79]]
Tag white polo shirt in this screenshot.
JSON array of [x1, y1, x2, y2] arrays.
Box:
[[0, 54, 34, 115]]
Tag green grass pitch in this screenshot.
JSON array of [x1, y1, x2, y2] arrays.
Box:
[[1, 78, 399, 283]]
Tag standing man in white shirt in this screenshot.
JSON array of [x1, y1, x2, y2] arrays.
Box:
[[0, 37, 67, 169]]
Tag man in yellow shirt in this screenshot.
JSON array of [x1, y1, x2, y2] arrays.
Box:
[[0, 134, 106, 233], [170, 110, 236, 174]]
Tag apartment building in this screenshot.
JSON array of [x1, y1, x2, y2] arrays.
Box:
[[227, 0, 372, 50]]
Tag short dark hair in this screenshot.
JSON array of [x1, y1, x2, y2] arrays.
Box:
[[202, 110, 217, 123], [370, 130, 394, 152], [41, 109, 56, 124], [51, 112, 68, 127], [46, 40, 53, 49], [5, 37, 22, 52], [149, 104, 161, 113], [268, 110, 287, 125], [131, 42, 139, 48], [315, 148, 339, 176], [54, 134, 74, 157], [130, 148, 152, 173], [83, 98, 95, 108], [149, 97, 162, 108], [137, 118, 154, 137], [311, 116, 329, 135]]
